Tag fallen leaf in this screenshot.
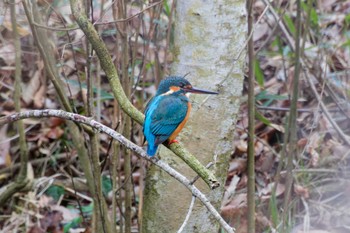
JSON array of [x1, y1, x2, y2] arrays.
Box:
[[2, 21, 30, 37], [0, 43, 15, 66], [259, 182, 285, 201], [46, 126, 64, 140], [0, 125, 11, 168], [222, 175, 240, 206], [253, 21, 270, 42], [228, 158, 247, 174], [22, 69, 41, 106], [294, 184, 310, 199], [51, 205, 80, 223], [33, 83, 46, 108]]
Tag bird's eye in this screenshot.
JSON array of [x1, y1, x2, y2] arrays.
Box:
[[179, 83, 185, 88]]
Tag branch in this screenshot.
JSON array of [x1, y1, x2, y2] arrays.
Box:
[[177, 195, 196, 233], [283, 0, 302, 228], [69, 0, 219, 189], [70, 0, 143, 124], [94, 1, 163, 25], [0, 110, 234, 233], [246, 0, 256, 232]]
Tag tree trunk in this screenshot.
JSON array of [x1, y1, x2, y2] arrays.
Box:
[[142, 1, 246, 232]]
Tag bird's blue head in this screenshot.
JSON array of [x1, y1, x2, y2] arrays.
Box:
[[156, 76, 218, 96]]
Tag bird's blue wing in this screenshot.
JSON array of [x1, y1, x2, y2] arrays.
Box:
[[143, 95, 188, 149], [151, 96, 188, 145]]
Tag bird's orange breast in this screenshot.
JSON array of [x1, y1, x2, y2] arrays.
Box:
[[168, 101, 192, 142]]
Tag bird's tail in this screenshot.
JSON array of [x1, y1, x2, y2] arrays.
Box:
[[147, 145, 158, 156]]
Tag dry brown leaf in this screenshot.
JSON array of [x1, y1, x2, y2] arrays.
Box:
[[60, 57, 76, 76], [228, 158, 247, 174], [33, 83, 46, 108], [0, 125, 11, 168], [46, 126, 64, 140], [0, 43, 15, 66], [256, 211, 272, 232], [2, 21, 31, 37], [270, 123, 285, 133], [51, 205, 80, 223], [222, 175, 240, 206], [49, 117, 65, 128], [308, 147, 320, 167], [34, 210, 63, 233], [223, 193, 247, 209], [259, 182, 285, 201], [37, 195, 53, 208], [294, 184, 310, 199], [221, 193, 247, 229], [22, 69, 41, 105], [255, 140, 264, 156], [255, 151, 274, 172], [235, 139, 247, 153], [253, 22, 270, 42], [298, 138, 308, 148], [319, 115, 332, 131], [27, 162, 35, 182]]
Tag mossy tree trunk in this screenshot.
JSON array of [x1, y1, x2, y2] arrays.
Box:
[[142, 1, 246, 233]]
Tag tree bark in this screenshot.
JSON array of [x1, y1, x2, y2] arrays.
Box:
[[142, 1, 246, 232]]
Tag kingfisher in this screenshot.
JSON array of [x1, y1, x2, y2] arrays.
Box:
[[143, 76, 218, 156]]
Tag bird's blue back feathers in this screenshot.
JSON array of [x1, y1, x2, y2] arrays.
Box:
[[143, 93, 188, 156]]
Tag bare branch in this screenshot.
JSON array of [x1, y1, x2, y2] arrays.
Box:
[[94, 1, 163, 25], [247, 0, 256, 231], [177, 195, 196, 233]]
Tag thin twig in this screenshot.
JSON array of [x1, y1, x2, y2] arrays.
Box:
[[177, 195, 196, 233], [94, 1, 163, 25], [257, 105, 314, 112], [32, 22, 79, 31], [247, 0, 256, 232], [283, 0, 302, 229], [0, 109, 235, 233]]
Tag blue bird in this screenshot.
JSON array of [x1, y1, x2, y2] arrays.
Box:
[[143, 76, 218, 156]]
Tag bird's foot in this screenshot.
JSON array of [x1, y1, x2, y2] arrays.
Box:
[[168, 139, 179, 145]]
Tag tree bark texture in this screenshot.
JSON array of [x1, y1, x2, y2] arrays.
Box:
[[142, 1, 246, 233]]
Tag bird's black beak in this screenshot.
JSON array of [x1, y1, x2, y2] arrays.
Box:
[[183, 87, 218, 95]]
